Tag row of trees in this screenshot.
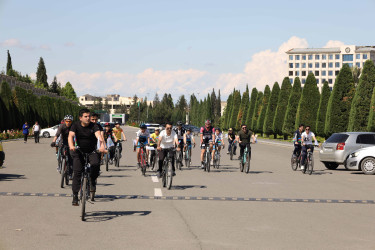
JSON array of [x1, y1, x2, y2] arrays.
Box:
[[0, 81, 81, 130], [5, 50, 78, 101], [222, 60, 375, 138]]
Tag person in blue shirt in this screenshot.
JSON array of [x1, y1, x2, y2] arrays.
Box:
[[22, 122, 30, 143]]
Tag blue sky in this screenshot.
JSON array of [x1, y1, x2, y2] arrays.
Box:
[[1, 0, 375, 98]]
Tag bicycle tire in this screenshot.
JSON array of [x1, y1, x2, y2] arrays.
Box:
[[60, 157, 66, 188], [291, 154, 298, 171], [115, 148, 120, 168], [307, 154, 314, 175], [302, 160, 307, 174], [240, 158, 244, 172], [206, 151, 211, 172], [167, 161, 173, 189], [81, 177, 87, 221], [245, 154, 250, 173], [105, 153, 109, 171], [162, 163, 167, 187], [216, 153, 220, 169], [57, 150, 62, 173], [230, 146, 233, 160]]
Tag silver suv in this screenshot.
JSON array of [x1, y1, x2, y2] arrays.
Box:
[[319, 132, 375, 170]]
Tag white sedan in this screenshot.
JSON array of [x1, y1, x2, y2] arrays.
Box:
[[346, 146, 375, 175], [40, 125, 60, 138]]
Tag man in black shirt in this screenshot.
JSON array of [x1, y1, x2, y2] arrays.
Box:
[[68, 109, 105, 206], [237, 124, 256, 160], [227, 128, 237, 155]]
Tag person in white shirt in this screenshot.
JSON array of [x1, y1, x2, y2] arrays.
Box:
[[301, 125, 319, 170], [32, 121, 40, 143], [157, 122, 178, 177]]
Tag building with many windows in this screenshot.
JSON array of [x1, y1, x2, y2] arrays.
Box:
[[286, 45, 375, 91]]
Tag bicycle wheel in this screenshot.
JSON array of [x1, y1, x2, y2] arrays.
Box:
[[57, 150, 62, 173], [105, 153, 109, 171], [166, 161, 173, 189], [302, 159, 307, 174], [245, 154, 250, 173], [206, 152, 211, 173], [185, 149, 190, 168], [216, 153, 220, 169], [176, 151, 181, 170], [230, 146, 233, 160], [60, 157, 67, 188], [240, 157, 244, 172], [115, 148, 120, 168], [291, 154, 298, 171], [307, 154, 314, 175], [162, 162, 167, 187], [81, 177, 87, 221]]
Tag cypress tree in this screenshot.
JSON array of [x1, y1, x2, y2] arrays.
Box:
[[245, 88, 258, 128], [251, 91, 263, 131], [256, 85, 271, 133], [236, 87, 249, 130], [316, 81, 331, 137], [61, 82, 78, 101], [36, 57, 48, 89], [273, 77, 292, 136], [6, 50, 13, 75], [367, 86, 375, 131], [229, 90, 241, 130], [325, 64, 355, 136], [282, 77, 302, 136], [50, 76, 59, 94], [216, 90, 221, 124], [263, 82, 280, 137], [296, 73, 320, 130], [223, 93, 233, 129], [348, 60, 375, 131]]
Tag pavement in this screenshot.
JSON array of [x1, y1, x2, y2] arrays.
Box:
[[0, 125, 374, 250]]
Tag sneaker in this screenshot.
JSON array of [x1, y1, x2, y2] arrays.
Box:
[[233, 152, 236, 155], [227, 152, 230, 154], [301, 165, 305, 170], [72, 194, 79, 206], [69, 175, 73, 180], [172, 171, 176, 176], [200, 163, 205, 169], [109, 159, 113, 165], [146, 163, 149, 168], [100, 160, 104, 165], [137, 163, 141, 169], [90, 191, 95, 201]]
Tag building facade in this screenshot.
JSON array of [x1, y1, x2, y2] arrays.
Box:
[[286, 45, 375, 91]]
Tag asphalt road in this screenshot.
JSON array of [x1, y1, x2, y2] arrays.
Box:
[[0, 125, 374, 250]]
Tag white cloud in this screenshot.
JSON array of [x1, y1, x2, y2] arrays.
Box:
[[323, 40, 345, 48], [0, 38, 50, 50], [55, 36, 344, 99]]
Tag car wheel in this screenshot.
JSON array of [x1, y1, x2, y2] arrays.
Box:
[[323, 162, 339, 170], [360, 157, 375, 175], [43, 132, 50, 138]]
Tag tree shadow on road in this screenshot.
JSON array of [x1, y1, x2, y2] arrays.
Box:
[[248, 171, 273, 174], [0, 173, 26, 181], [97, 183, 115, 186], [171, 185, 207, 190], [310, 171, 333, 175], [110, 167, 137, 171], [99, 175, 130, 178], [84, 210, 151, 222]]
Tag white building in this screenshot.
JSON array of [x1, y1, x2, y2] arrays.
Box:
[[286, 45, 375, 91]]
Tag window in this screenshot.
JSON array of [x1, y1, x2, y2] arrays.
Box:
[[322, 71, 326, 76], [326, 134, 349, 143], [289, 71, 293, 76], [302, 55, 306, 60], [363, 54, 368, 59], [343, 54, 353, 61], [302, 63, 306, 68], [335, 71, 339, 76], [302, 71, 306, 76], [328, 54, 333, 60], [356, 54, 361, 59], [356, 62, 361, 67], [315, 71, 319, 76], [295, 63, 300, 68], [315, 55, 320, 60], [308, 63, 313, 68], [316, 79, 319, 84], [328, 71, 333, 76], [335, 62, 340, 68], [344, 63, 353, 67], [308, 71, 313, 74], [290, 78, 293, 84], [322, 54, 327, 60], [295, 55, 300, 60], [289, 63, 293, 68], [322, 79, 326, 83], [329, 79, 333, 84], [335, 54, 340, 60], [356, 134, 375, 144], [322, 63, 326, 68], [295, 71, 300, 76], [302, 79, 306, 84], [329, 87, 333, 90], [315, 62, 319, 68], [329, 62, 333, 68], [308, 55, 313, 60], [289, 55, 293, 60]]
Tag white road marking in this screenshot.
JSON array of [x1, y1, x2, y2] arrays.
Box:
[[154, 188, 162, 197], [151, 175, 159, 183]]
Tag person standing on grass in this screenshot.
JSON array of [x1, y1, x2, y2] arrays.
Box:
[[32, 121, 40, 143], [22, 122, 30, 143]]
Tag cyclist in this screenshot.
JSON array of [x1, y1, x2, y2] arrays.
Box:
[[90, 113, 104, 164], [51, 115, 74, 178], [103, 123, 115, 164], [149, 128, 160, 167], [173, 121, 186, 165], [300, 125, 319, 170], [227, 128, 237, 155], [183, 128, 196, 164], [113, 121, 127, 157], [293, 124, 304, 158], [136, 123, 150, 168], [157, 122, 178, 177], [200, 120, 215, 169], [237, 124, 256, 161], [68, 109, 105, 205], [212, 128, 225, 163]]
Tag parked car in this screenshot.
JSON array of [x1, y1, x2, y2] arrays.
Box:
[[40, 125, 60, 138], [319, 132, 375, 170], [346, 146, 375, 175], [145, 123, 162, 131]]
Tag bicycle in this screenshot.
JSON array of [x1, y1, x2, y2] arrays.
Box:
[[60, 145, 71, 188], [202, 143, 211, 172], [113, 140, 123, 168], [175, 143, 183, 171], [239, 143, 251, 173], [291, 151, 302, 171], [161, 148, 175, 189], [149, 147, 158, 170], [184, 143, 193, 168], [104, 150, 110, 172], [56, 144, 63, 173], [229, 140, 237, 160], [213, 143, 224, 169], [139, 143, 148, 176], [301, 145, 318, 175]]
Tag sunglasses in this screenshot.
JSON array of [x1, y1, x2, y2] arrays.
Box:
[[242, 127, 247, 129], [306, 129, 310, 131], [166, 127, 172, 130], [65, 120, 72, 123]]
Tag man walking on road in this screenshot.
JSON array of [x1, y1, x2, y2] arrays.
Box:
[[22, 122, 30, 143], [32, 121, 40, 143]]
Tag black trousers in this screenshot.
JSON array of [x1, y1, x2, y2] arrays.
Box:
[[23, 134, 28, 142], [34, 132, 40, 143], [228, 139, 237, 153], [71, 151, 100, 193], [239, 143, 251, 158], [158, 148, 175, 173], [293, 144, 302, 157]]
